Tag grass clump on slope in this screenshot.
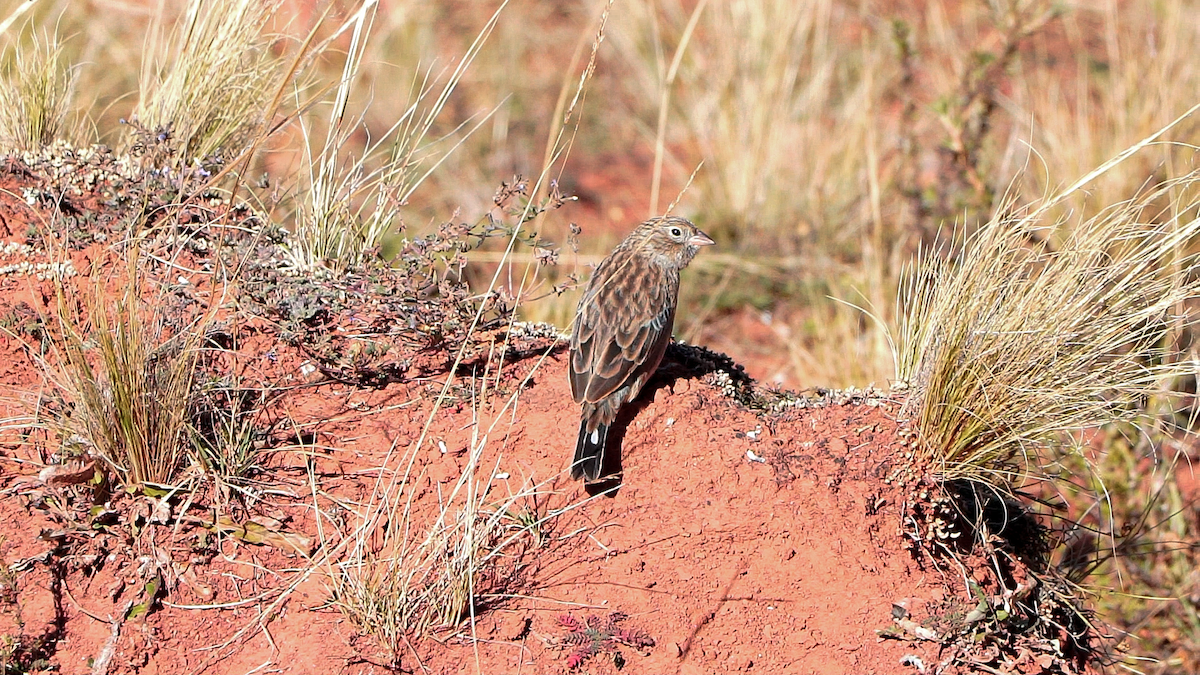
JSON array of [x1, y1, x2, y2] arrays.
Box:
[[895, 109, 1200, 491]]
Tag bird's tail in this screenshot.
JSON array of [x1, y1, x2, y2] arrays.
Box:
[[571, 420, 608, 481]]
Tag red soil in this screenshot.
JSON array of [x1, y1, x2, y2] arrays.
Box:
[[0, 153, 1092, 675]]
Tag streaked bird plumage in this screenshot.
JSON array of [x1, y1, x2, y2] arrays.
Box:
[[568, 215, 714, 481]]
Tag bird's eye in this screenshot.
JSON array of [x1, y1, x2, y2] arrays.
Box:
[[669, 227, 683, 238]]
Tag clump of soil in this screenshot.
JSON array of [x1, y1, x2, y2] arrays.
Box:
[[0, 146, 1101, 674]]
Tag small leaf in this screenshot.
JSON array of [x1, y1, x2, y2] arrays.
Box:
[[206, 516, 313, 556], [38, 456, 100, 486], [140, 483, 172, 498], [126, 577, 161, 620], [126, 601, 150, 620]]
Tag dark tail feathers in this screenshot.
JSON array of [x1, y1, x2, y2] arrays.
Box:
[[571, 420, 608, 481]]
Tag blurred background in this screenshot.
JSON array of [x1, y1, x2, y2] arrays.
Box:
[[2, 0, 1199, 667], [5, 0, 1197, 391]]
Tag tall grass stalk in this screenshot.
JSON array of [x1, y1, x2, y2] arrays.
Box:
[[895, 110, 1200, 488], [284, 0, 498, 274], [313, 3, 560, 657]]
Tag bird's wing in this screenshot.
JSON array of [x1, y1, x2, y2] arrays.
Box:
[[570, 257, 676, 404]]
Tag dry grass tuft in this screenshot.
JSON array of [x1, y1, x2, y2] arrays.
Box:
[[329, 461, 546, 659], [45, 254, 202, 489], [0, 29, 77, 152], [284, 1, 500, 274], [895, 121, 1200, 488], [128, 0, 279, 167]]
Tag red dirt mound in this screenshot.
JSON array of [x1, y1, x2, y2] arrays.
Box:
[[0, 150, 1096, 675]]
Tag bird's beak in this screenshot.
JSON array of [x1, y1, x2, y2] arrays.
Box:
[[689, 230, 716, 247]]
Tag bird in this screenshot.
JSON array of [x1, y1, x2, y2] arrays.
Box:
[[568, 215, 715, 482]]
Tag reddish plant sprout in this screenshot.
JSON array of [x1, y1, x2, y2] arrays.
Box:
[[556, 612, 655, 670]]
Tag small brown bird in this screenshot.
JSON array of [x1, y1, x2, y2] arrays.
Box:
[[568, 215, 715, 481]]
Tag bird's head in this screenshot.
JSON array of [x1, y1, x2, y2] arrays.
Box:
[[631, 215, 715, 269]]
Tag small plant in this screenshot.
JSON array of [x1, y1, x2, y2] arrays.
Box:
[[555, 612, 655, 670], [921, 1, 1059, 230], [188, 376, 270, 498], [0, 30, 77, 152], [46, 254, 202, 490]]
